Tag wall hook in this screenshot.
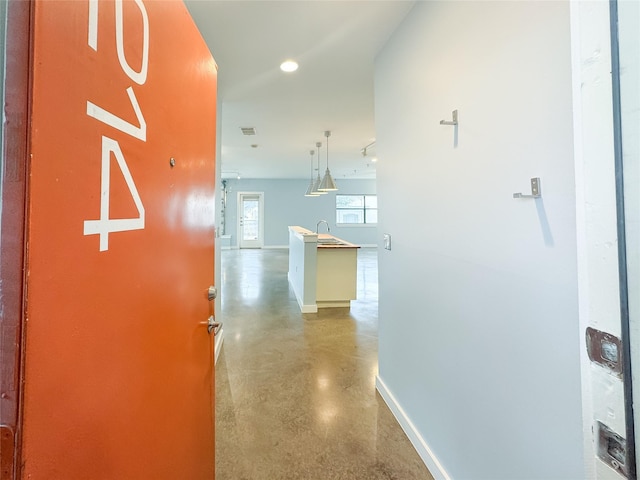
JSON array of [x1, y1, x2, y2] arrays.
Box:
[[513, 177, 541, 199], [440, 109, 458, 126]]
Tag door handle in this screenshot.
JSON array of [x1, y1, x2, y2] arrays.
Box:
[[203, 315, 221, 335], [204, 287, 220, 334], [212, 322, 222, 336]]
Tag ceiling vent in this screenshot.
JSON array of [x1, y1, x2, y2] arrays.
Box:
[[240, 127, 256, 136]]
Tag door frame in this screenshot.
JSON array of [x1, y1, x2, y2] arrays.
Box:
[[571, 0, 638, 476], [237, 191, 264, 248], [0, 1, 31, 477], [610, 0, 639, 475]]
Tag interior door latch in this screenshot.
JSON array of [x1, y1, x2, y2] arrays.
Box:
[[206, 315, 221, 335]]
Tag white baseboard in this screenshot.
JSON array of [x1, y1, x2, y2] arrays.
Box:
[[263, 245, 289, 249], [287, 272, 318, 313], [376, 376, 451, 480], [300, 303, 318, 313], [214, 328, 224, 365]]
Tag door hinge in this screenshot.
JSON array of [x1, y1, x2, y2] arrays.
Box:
[[586, 327, 623, 378], [597, 421, 628, 477], [1, 425, 15, 480]]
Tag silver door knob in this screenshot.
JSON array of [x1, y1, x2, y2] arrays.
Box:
[[206, 315, 221, 335]]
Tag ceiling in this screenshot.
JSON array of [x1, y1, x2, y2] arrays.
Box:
[[183, 0, 415, 180]]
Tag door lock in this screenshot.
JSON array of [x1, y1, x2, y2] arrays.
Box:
[[206, 315, 221, 335], [208, 286, 217, 301]]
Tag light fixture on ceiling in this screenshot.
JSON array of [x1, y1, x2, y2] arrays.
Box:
[[311, 142, 327, 195], [361, 140, 376, 157], [305, 149, 320, 197], [280, 60, 298, 73], [319, 130, 338, 191]]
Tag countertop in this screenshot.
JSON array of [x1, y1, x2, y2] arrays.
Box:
[[316, 233, 360, 249], [288, 226, 360, 249]]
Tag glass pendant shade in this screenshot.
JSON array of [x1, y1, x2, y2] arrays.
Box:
[[318, 130, 338, 191]]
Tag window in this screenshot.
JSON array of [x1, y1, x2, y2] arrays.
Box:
[[336, 195, 377, 225]]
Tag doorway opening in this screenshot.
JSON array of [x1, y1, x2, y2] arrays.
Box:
[[237, 192, 264, 248]]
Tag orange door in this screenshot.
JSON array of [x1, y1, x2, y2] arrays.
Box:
[[17, 1, 217, 478]]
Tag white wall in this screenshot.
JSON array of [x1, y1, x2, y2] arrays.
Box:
[[222, 178, 377, 247], [375, 2, 584, 478]]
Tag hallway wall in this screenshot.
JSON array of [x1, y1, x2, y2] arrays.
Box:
[[222, 178, 377, 247], [374, 2, 584, 479]]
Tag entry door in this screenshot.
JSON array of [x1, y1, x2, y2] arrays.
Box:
[[238, 192, 264, 248], [9, 1, 218, 478]]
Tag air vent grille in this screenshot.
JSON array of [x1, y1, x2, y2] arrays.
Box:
[[240, 127, 256, 136]]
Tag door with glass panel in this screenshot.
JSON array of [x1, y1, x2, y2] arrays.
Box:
[[238, 192, 264, 248]]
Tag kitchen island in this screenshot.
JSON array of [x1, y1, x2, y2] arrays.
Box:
[[288, 226, 360, 312]]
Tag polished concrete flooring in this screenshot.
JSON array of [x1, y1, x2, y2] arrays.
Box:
[[216, 248, 434, 480]]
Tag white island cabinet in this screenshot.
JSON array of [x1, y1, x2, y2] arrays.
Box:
[[287, 226, 360, 312]]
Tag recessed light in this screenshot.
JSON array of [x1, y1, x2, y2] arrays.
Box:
[[280, 60, 298, 73]]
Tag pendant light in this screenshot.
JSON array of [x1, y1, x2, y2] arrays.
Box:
[[319, 130, 338, 191], [311, 141, 327, 195], [304, 149, 319, 197]]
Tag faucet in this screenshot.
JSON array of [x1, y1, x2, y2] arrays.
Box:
[[316, 220, 330, 234]]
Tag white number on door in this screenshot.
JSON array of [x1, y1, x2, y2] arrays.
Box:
[[83, 136, 145, 252], [85, 0, 149, 251], [87, 87, 147, 141]]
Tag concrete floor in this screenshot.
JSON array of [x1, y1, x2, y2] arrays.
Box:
[[215, 248, 434, 480]]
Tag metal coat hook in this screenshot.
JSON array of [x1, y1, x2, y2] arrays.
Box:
[[513, 177, 541, 199], [440, 110, 458, 126]]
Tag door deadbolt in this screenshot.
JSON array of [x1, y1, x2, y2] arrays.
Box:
[[208, 286, 217, 301]]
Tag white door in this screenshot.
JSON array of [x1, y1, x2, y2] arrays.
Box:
[[238, 192, 264, 248]]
